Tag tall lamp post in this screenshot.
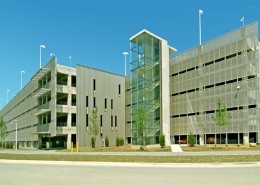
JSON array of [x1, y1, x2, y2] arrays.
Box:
[[40, 45, 46, 69], [21, 71, 25, 90], [199, 9, 203, 45], [7, 90, 10, 104], [0, 98, 3, 110], [123, 52, 129, 76], [10, 120, 18, 150], [69, 56, 72, 67]]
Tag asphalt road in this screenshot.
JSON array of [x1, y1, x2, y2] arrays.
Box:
[[0, 163, 259, 185]]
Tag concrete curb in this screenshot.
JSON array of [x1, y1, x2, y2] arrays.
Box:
[[0, 159, 259, 168]]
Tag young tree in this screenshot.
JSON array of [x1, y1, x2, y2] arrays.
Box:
[[133, 107, 146, 147], [89, 108, 99, 148], [159, 134, 165, 148], [188, 132, 196, 147], [212, 98, 231, 146], [0, 117, 8, 143]]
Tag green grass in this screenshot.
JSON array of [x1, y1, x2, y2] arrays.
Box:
[[0, 153, 259, 163]]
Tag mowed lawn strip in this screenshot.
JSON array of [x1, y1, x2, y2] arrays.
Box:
[[0, 154, 259, 163]]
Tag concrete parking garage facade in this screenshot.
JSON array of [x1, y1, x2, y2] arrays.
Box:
[[1, 22, 260, 149]]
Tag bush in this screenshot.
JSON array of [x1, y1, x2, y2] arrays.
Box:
[[188, 133, 196, 147], [159, 134, 165, 148], [0, 142, 2, 148], [91, 137, 95, 148], [116, 136, 120, 147], [6, 142, 10, 149], [105, 136, 109, 147], [119, 138, 124, 146]]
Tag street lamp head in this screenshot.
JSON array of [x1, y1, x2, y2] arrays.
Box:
[[7, 90, 10, 92], [40, 45, 46, 49], [123, 52, 129, 55], [21, 70, 25, 73], [69, 56, 72, 59], [237, 85, 240, 90]]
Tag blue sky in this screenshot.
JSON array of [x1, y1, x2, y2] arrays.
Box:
[[0, 0, 259, 107]]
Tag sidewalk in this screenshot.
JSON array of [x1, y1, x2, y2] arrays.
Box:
[[0, 159, 260, 168]]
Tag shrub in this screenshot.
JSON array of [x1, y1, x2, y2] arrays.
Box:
[[159, 134, 165, 148], [188, 133, 196, 147], [91, 137, 95, 148], [116, 136, 120, 147], [0, 142, 2, 148], [119, 138, 124, 146], [105, 136, 109, 147], [10, 142, 13, 149]]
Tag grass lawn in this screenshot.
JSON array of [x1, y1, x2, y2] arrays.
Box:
[[0, 153, 259, 163], [0, 145, 260, 163]]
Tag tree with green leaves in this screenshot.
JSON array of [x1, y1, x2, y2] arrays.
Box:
[[188, 132, 196, 147], [159, 134, 165, 148], [89, 108, 99, 148], [212, 98, 231, 146], [133, 106, 146, 147], [0, 117, 8, 144]]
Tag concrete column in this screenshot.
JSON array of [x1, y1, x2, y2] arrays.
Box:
[[38, 135, 42, 149], [67, 134, 71, 149], [199, 134, 204, 145], [243, 133, 249, 146], [256, 132, 260, 144], [67, 74, 72, 128], [161, 40, 170, 146]]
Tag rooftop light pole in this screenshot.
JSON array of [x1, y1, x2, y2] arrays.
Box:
[[199, 9, 203, 45], [21, 71, 25, 90], [241, 16, 245, 27], [0, 98, 3, 109], [69, 56, 72, 67], [10, 120, 18, 150], [123, 52, 129, 76], [40, 45, 46, 69], [7, 90, 10, 104]]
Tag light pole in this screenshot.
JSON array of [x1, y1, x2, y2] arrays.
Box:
[[199, 9, 203, 45], [21, 71, 25, 90], [69, 56, 72, 67], [0, 98, 3, 109], [7, 90, 10, 104], [123, 52, 129, 76], [40, 45, 46, 69], [241, 16, 245, 27], [10, 120, 18, 150]]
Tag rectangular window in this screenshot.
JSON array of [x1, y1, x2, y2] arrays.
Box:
[[100, 115, 103, 127], [105, 98, 107, 109], [119, 84, 121, 95], [86, 114, 88, 127], [115, 116, 117, 127], [93, 97, 96, 107], [111, 99, 113, 110], [93, 79, 96, 91], [111, 115, 113, 127], [86, 96, 88, 107]]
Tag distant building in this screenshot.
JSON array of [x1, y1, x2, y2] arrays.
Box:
[[1, 22, 259, 149]]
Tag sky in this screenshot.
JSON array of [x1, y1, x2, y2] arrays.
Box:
[[0, 0, 259, 108]]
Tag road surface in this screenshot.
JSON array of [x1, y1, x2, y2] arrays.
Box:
[[0, 162, 259, 185]]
